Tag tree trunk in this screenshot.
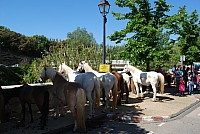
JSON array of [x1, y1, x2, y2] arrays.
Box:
[[146, 60, 150, 71]]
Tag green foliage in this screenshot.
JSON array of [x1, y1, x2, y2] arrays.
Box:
[[109, 0, 172, 71], [0, 26, 56, 58], [66, 27, 97, 48], [168, 6, 200, 65], [0, 67, 24, 86], [23, 59, 43, 84]]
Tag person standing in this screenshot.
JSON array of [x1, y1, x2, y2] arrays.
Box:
[[182, 66, 189, 90], [188, 73, 194, 95], [172, 65, 177, 84], [175, 67, 183, 95], [179, 76, 185, 96]]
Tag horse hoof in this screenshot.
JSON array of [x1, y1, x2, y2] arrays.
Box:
[[40, 126, 45, 130], [140, 94, 144, 98], [17, 121, 25, 127], [53, 116, 59, 120], [59, 114, 64, 117], [87, 115, 93, 120], [102, 109, 106, 113], [152, 99, 157, 102]]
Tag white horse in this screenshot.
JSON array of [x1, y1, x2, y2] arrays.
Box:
[[123, 64, 165, 101], [77, 61, 118, 111], [58, 63, 100, 119]]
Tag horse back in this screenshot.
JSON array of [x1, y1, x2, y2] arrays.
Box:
[[63, 82, 84, 103], [112, 71, 124, 92], [19, 84, 51, 104], [1, 86, 21, 104], [64, 82, 83, 92]]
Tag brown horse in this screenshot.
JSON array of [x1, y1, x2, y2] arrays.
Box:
[[0, 86, 6, 123], [112, 71, 136, 104], [0, 84, 50, 129], [111, 71, 125, 104], [40, 67, 86, 132]]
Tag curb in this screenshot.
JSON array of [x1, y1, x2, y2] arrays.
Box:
[[112, 114, 170, 122], [45, 95, 200, 133], [168, 98, 200, 120], [111, 98, 200, 123]]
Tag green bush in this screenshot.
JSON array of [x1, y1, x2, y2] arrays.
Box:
[[0, 67, 25, 86]]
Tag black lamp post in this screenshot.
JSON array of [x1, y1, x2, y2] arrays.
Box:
[[98, 0, 110, 64]]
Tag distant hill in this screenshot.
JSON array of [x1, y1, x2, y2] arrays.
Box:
[[0, 26, 53, 66]]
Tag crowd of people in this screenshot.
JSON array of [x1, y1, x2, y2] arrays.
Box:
[[171, 65, 200, 96], [155, 64, 200, 96]]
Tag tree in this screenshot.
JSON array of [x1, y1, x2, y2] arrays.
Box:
[[66, 27, 97, 48], [0, 26, 55, 58], [108, 0, 172, 71], [168, 6, 200, 65]]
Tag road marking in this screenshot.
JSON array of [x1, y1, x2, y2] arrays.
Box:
[[158, 123, 165, 127]]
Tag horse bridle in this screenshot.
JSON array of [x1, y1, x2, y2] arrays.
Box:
[[78, 63, 84, 72]]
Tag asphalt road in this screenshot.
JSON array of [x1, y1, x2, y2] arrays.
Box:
[[65, 96, 200, 134], [137, 102, 200, 134]]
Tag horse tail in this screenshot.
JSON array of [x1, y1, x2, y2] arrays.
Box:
[[120, 75, 124, 93], [158, 73, 165, 94], [76, 88, 86, 132], [94, 78, 101, 107], [112, 76, 118, 111]]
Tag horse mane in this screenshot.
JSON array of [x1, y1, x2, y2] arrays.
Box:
[[128, 65, 142, 74], [61, 63, 74, 74], [84, 63, 98, 73], [44, 67, 58, 81]]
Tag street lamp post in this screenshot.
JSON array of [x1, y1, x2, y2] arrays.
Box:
[[98, 0, 110, 64]]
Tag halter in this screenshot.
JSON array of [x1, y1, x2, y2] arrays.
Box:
[[123, 65, 129, 72], [77, 63, 84, 72]]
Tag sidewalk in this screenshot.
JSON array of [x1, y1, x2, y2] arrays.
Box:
[[1, 86, 200, 134], [115, 86, 200, 122]]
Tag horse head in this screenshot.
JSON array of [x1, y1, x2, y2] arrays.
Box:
[[123, 64, 130, 73], [58, 63, 65, 74], [40, 67, 57, 82], [77, 61, 86, 73], [40, 67, 48, 83]]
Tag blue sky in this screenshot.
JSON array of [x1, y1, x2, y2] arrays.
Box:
[[0, 0, 199, 46]]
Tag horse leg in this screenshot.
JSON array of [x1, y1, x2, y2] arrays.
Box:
[[37, 104, 46, 129], [69, 104, 77, 132], [134, 82, 140, 98], [21, 102, 25, 123], [18, 102, 25, 127], [139, 84, 144, 98], [27, 103, 33, 123], [125, 91, 129, 104], [86, 92, 94, 119], [102, 88, 106, 106], [53, 97, 63, 118], [152, 84, 157, 102]]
